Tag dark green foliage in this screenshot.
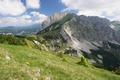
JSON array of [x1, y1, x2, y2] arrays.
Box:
[[26, 35, 37, 41], [114, 67, 120, 75], [57, 52, 64, 58], [90, 48, 120, 70], [0, 35, 38, 47], [0, 35, 26, 45], [37, 35, 67, 51], [37, 36, 46, 44]]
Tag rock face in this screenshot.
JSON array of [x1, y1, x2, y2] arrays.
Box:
[[42, 13, 67, 29], [111, 21, 120, 32], [61, 15, 120, 53], [38, 13, 120, 69]]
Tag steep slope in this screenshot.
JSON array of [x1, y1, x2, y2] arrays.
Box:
[[38, 13, 120, 70], [42, 13, 67, 28], [0, 44, 120, 80], [111, 21, 120, 32]]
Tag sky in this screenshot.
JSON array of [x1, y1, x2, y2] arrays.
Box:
[[0, 0, 120, 27]]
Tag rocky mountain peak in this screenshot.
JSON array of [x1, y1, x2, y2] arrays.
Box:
[[42, 12, 68, 28], [38, 13, 120, 69]]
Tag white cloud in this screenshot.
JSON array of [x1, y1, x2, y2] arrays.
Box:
[[0, 15, 32, 27], [0, 0, 26, 16], [0, 0, 47, 27], [30, 12, 48, 23], [0, 12, 47, 27], [77, 10, 105, 18], [61, 0, 120, 20], [0, 0, 41, 16], [26, 0, 40, 9]]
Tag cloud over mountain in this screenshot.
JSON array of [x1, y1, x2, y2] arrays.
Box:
[[61, 0, 120, 20], [0, 11, 47, 27]]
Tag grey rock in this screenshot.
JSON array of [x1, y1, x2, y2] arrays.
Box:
[[38, 13, 120, 69]]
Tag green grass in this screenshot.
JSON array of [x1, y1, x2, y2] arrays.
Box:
[[0, 44, 120, 80]]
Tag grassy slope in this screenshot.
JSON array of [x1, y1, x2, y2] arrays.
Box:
[[0, 44, 120, 80]]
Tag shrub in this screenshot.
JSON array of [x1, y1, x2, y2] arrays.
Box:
[[62, 57, 67, 62], [77, 56, 89, 67], [24, 39, 35, 48], [114, 67, 120, 75], [57, 52, 64, 58], [37, 36, 46, 44], [26, 35, 37, 41], [56, 50, 65, 58], [0, 35, 27, 45]]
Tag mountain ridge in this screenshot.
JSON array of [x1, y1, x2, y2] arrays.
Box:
[[38, 13, 120, 70], [0, 24, 42, 35]]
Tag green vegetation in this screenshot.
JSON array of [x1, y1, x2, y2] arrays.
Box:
[[0, 35, 38, 46], [0, 35, 26, 45], [114, 67, 120, 75], [0, 35, 39, 48], [77, 56, 90, 67], [0, 44, 120, 80]]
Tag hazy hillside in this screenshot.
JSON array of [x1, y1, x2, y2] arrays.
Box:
[[0, 24, 41, 35]]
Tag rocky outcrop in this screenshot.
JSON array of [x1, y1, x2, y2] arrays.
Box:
[[42, 13, 67, 28], [111, 21, 120, 32], [61, 16, 118, 52]]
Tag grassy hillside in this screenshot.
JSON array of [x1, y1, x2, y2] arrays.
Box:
[[0, 44, 120, 80]]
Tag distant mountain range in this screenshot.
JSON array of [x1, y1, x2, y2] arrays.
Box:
[[0, 24, 42, 35]]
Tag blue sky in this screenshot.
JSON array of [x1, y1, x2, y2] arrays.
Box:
[[20, 0, 65, 15], [40, 0, 65, 15], [0, 0, 119, 27]]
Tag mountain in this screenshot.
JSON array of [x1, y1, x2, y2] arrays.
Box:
[[111, 21, 120, 31], [0, 24, 41, 35], [38, 13, 120, 70], [0, 13, 120, 79], [42, 13, 67, 28]]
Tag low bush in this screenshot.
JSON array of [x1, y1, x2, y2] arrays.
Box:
[[77, 56, 89, 67]]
